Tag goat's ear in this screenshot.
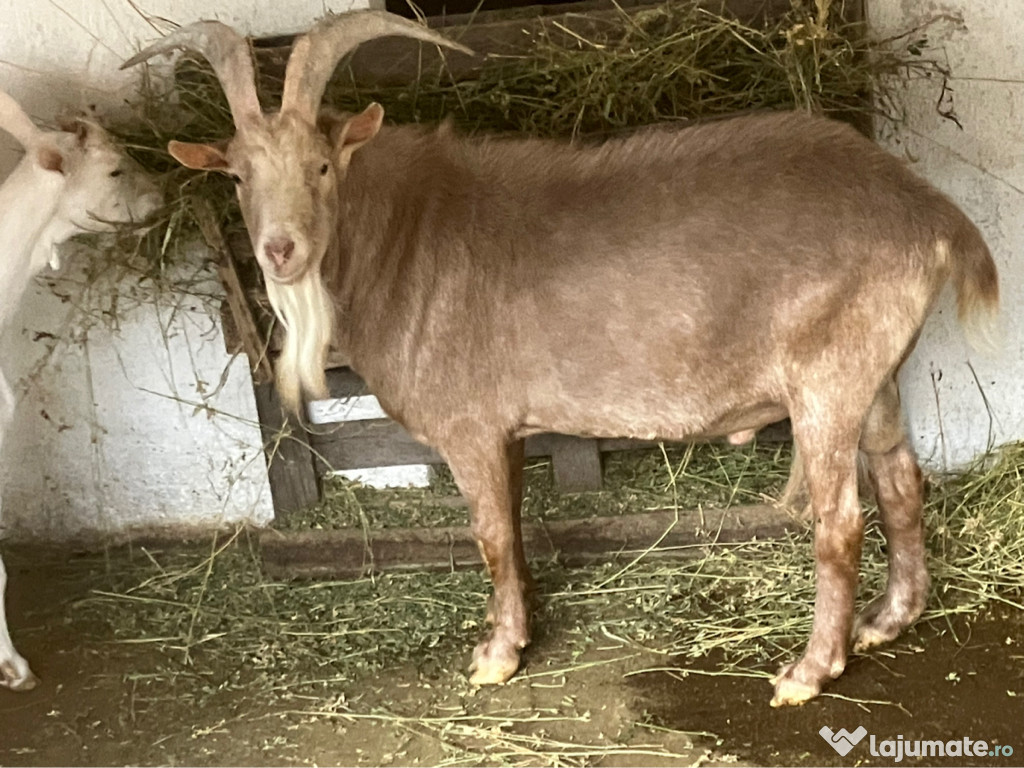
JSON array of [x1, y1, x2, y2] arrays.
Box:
[[35, 144, 65, 174], [56, 118, 96, 151], [333, 103, 384, 163], [168, 140, 230, 171], [58, 117, 94, 148]]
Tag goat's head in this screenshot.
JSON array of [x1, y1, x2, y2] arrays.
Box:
[[122, 12, 469, 286], [51, 118, 163, 235], [122, 12, 470, 410], [0, 91, 162, 238]]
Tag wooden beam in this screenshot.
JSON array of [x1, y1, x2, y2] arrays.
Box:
[[260, 503, 800, 579], [193, 201, 274, 384], [253, 382, 320, 518], [547, 434, 603, 492], [310, 417, 443, 473], [252, 0, 797, 90]]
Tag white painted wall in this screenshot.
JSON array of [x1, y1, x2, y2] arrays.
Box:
[[0, 0, 375, 540], [0, 0, 1020, 539], [869, 0, 1024, 468]]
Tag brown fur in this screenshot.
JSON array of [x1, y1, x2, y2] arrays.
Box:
[[318, 110, 997, 703], [145, 14, 999, 703]]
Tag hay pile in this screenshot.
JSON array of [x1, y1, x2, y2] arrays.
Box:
[[73, 438, 1024, 761], [79, 440, 1024, 679]]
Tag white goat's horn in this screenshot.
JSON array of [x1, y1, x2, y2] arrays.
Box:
[[282, 10, 473, 120], [121, 21, 262, 128], [0, 90, 41, 149]]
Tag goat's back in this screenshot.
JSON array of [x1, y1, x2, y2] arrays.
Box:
[[336, 111, 995, 442]]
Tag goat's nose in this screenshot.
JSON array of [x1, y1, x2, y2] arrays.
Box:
[[264, 237, 295, 268]]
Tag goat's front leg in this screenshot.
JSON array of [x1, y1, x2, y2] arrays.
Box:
[[446, 437, 531, 685], [0, 375, 38, 690], [772, 428, 862, 707], [0, 554, 38, 691]]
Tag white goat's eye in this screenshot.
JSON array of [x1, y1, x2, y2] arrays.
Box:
[[230, 174, 242, 185], [109, 169, 123, 178], [319, 163, 329, 176]]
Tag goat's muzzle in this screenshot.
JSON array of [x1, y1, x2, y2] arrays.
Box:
[[264, 237, 295, 269], [256, 236, 310, 286]]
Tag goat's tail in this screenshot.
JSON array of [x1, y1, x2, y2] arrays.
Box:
[[947, 219, 1000, 351]]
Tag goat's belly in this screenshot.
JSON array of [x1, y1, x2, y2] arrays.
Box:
[[518, 392, 787, 443]]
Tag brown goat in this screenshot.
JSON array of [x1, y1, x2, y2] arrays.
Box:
[[125, 11, 999, 706]]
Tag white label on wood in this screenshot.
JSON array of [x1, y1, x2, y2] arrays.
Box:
[[307, 394, 388, 424], [329, 464, 432, 488], [309, 396, 432, 488]]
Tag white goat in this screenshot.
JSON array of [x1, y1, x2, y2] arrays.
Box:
[[0, 89, 161, 691]]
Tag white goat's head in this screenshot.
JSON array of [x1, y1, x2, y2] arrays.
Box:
[[122, 12, 470, 411], [0, 90, 162, 240]]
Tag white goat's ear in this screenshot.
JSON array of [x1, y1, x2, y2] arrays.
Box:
[[58, 117, 91, 147], [333, 103, 384, 163], [168, 140, 230, 171], [35, 144, 65, 174]]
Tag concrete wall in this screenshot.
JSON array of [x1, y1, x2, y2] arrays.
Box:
[[0, 0, 373, 539], [868, 0, 1024, 468], [0, 0, 1021, 539]]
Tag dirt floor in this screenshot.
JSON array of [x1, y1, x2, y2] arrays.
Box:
[[0, 543, 1021, 767]]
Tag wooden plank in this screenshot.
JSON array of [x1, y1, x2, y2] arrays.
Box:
[[253, 381, 321, 518], [194, 203, 274, 384], [547, 434, 603, 492], [252, 0, 797, 90], [309, 418, 443, 473], [325, 366, 370, 398], [260, 503, 800, 578]]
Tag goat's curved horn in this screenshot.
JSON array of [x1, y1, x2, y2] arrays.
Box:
[[0, 90, 41, 149], [121, 21, 262, 128], [282, 10, 472, 120]]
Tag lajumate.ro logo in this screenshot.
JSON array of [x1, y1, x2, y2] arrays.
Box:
[[820, 725, 1015, 761]]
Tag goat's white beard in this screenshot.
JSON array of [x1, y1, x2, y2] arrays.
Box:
[[265, 270, 333, 415]]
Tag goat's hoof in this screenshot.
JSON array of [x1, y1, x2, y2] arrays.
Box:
[[852, 612, 902, 653], [852, 593, 923, 653], [852, 624, 894, 653], [468, 635, 521, 685], [0, 657, 39, 692], [770, 662, 823, 707]]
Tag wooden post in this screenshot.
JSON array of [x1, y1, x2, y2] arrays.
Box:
[[193, 201, 274, 385], [252, 381, 320, 518], [193, 204, 318, 517], [547, 434, 604, 492]]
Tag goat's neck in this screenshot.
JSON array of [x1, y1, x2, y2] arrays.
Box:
[[0, 160, 64, 328], [329, 129, 437, 382]]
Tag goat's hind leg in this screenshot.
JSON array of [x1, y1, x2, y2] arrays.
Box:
[[0, 373, 39, 691], [771, 415, 863, 707], [446, 437, 532, 685], [853, 378, 929, 651]]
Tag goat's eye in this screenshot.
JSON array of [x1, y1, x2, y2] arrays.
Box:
[[109, 169, 123, 178], [230, 174, 242, 185], [319, 163, 329, 176]]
